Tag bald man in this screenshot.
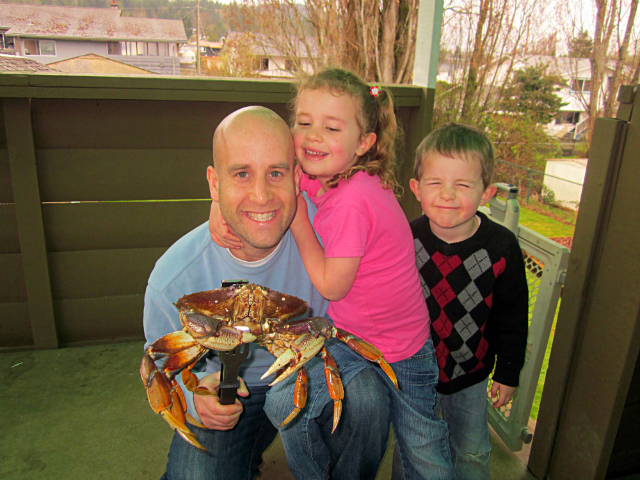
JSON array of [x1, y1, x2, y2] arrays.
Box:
[[143, 107, 391, 480]]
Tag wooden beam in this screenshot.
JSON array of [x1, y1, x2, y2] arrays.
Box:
[[529, 93, 640, 478], [3, 98, 58, 349]]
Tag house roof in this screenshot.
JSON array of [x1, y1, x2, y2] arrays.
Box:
[[46, 53, 156, 74], [0, 53, 58, 72], [0, 3, 187, 42], [226, 31, 320, 58]]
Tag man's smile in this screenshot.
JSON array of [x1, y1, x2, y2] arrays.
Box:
[[245, 211, 277, 221]]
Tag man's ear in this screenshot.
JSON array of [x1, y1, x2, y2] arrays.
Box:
[[409, 178, 421, 202], [480, 183, 498, 206], [294, 163, 302, 196], [207, 166, 220, 202], [356, 132, 377, 157]]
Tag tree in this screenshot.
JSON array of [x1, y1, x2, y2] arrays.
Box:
[[568, 30, 594, 57], [226, 0, 418, 83], [499, 65, 567, 124]]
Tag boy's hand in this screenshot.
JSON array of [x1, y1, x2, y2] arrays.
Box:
[[194, 372, 249, 430], [208, 201, 242, 249], [490, 382, 516, 409]]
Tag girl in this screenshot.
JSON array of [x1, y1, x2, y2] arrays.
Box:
[[213, 68, 455, 480]]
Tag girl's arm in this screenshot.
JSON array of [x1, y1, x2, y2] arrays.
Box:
[[208, 199, 243, 250], [291, 194, 361, 301]]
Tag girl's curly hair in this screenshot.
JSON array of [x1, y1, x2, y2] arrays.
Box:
[[291, 67, 403, 195]]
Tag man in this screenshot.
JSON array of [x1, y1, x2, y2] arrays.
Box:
[[144, 106, 391, 480]]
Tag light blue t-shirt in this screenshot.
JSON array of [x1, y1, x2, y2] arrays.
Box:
[[143, 196, 328, 420]]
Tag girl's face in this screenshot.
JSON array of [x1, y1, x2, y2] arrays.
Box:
[[292, 88, 376, 190]]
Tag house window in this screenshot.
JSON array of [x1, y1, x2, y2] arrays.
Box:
[[123, 42, 147, 55], [39, 40, 56, 55], [571, 79, 591, 92], [107, 42, 122, 55], [23, 39, 38, 55], [148, 42, 159, 56], [285, 59, 294, 71], [261, 57, 269, 70], [557, 111, 580, 124]]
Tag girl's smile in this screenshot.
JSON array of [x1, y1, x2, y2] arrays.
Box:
[[292, 88, 375, 190]]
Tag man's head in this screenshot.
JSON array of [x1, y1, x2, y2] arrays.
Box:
[[208, 106, 301, 261], [409, 123, 497, 242]]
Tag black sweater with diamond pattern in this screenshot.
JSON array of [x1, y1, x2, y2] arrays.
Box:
[[410, 211, 529, 395]]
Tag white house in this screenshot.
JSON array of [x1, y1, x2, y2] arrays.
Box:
[[224, 31, 318, 78], [437, 52, 620, 144], [0, 2, 187, 75], [544, 158, 587, 210]]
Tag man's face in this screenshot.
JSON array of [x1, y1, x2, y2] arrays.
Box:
[[208, 113, 300, 261]]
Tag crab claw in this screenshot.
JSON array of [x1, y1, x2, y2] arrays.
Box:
[[140, 354, 206, 451], [262, 334, 325, 384]]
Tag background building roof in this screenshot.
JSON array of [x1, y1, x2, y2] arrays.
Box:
[[0, 53, 59, 72], [0, 3, 187, 42]]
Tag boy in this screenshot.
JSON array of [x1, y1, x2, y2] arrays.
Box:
[[408, 123, 529, 479]]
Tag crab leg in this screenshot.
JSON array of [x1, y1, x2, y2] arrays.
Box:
[[334, 328, 399, 389], [140, 354, 206, 451], [319, 347, 344, 433], [278, 368, 308, 427]]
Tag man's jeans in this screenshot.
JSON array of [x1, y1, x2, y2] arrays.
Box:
[[435, 378, 491, 480], [161, 385, 277, 480], [265, 339, 392, 479], [385, 337, 455, 480]]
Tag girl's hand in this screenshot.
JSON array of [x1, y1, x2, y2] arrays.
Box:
[[209, 201, 243, 249], [291, 193, 310, 232]]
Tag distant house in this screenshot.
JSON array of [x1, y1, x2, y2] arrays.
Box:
[[0, 53, 59, 73], [544, 158, 587, 210], [437, 53, 621, 143], [225, 31, 318, 78], [0, 2, 187, 75], [47, 53, 156, 75]]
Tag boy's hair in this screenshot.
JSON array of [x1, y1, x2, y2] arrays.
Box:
[[414, 123, 495, 189], [292, 67, 402, 194]]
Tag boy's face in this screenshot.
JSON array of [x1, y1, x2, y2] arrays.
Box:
[[410, 151, 496, 243]]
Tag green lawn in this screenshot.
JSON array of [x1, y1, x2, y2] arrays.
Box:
[[519, 207, 575, 238], [529, 303, 559, 420]]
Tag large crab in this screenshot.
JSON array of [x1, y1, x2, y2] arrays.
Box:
[[140, 283, 398, 451]]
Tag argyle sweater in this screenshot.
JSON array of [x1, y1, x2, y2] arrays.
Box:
[[410, 211, 529, 395]]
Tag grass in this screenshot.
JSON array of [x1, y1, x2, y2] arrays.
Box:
[[519, 206, 576, 238], [529, 302, 559, 421]]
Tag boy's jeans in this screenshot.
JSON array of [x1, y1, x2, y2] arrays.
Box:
[[383, 337, 456, 480], [435, 378, 492, 480]]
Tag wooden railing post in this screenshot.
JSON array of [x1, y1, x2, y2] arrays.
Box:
[[3, 98, 58, 349]]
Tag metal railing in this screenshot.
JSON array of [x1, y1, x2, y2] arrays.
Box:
[[480, 183, 570, 452]]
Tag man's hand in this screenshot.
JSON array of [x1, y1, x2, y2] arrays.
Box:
[[208, 201, 243, 249], [193, 372, 249, 430], [490, 381, 516, 409]]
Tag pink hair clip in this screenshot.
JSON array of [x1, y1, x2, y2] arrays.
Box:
[[370, 85, 380, 97]]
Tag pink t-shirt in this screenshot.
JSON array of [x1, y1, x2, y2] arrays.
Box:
[[300, 172, 430, 363]]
